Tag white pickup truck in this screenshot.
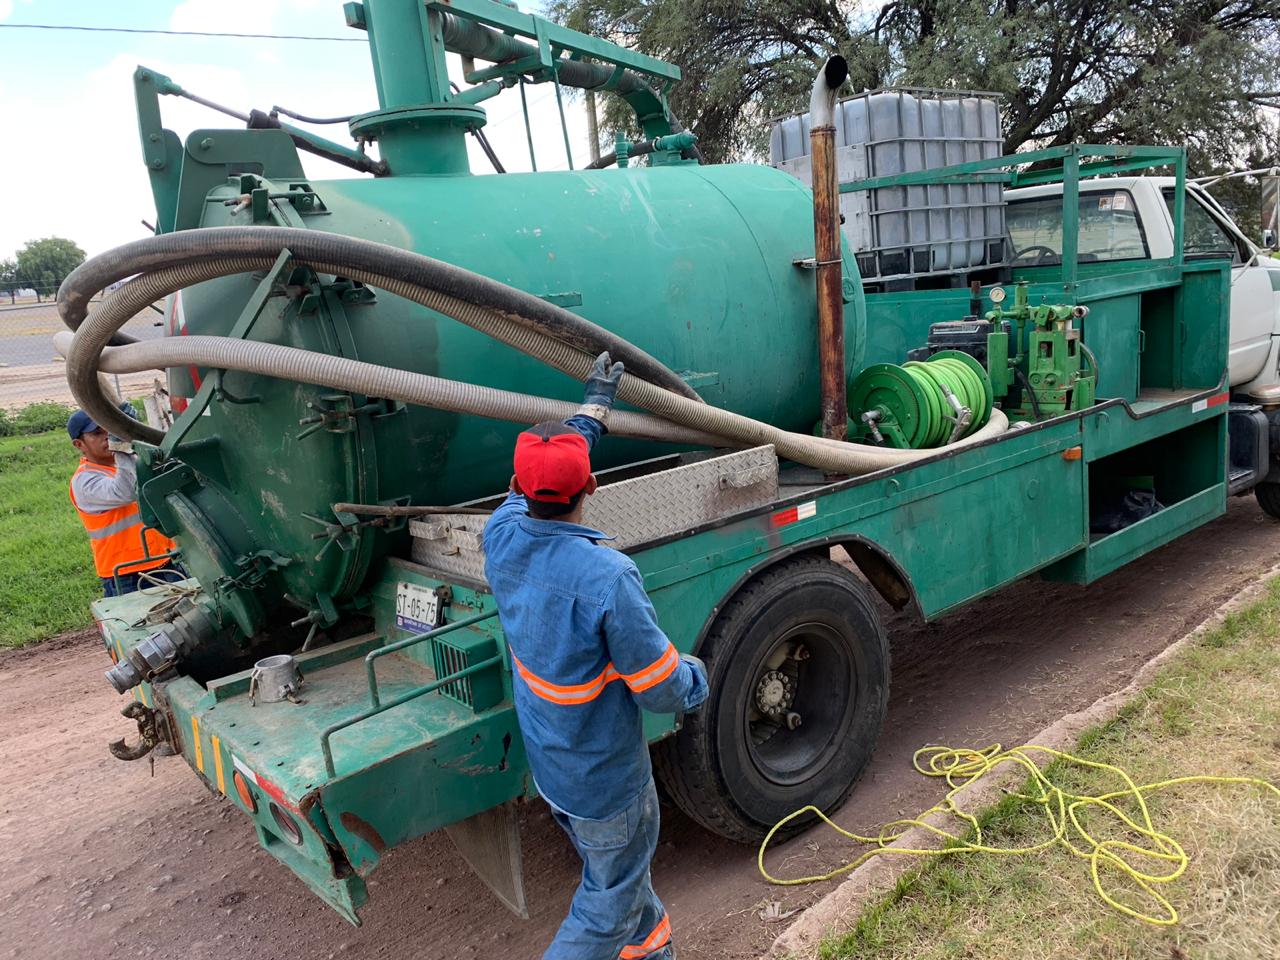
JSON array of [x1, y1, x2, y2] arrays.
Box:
[[1005, 178, 1280, 398], [1006, 177, 1280, 514]]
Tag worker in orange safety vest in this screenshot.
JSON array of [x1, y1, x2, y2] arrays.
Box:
[[68, 407, 180, 597]]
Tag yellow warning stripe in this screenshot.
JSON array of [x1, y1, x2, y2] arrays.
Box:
[[190, 715, 205, 773], [211, 734, 226, 795]]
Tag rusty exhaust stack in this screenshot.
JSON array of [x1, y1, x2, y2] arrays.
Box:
[[810, 55, 849, 441]]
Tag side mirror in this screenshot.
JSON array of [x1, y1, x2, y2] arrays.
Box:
[[1264, 228, 1277, 251]]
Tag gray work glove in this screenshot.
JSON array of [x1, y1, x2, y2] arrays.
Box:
[[108, 400, 139, 455], [578, 351, 625, 426]]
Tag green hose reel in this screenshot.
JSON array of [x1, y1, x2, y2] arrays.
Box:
[[849, 351, 993, 449]]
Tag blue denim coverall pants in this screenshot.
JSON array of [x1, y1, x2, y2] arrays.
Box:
[[483, 415, 707, 959]]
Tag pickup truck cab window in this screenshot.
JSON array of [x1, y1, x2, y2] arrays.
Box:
[[1161, 188, 1245, 264], [1007, 190, 1149, 266]]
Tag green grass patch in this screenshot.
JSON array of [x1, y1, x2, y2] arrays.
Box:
[[819, 578, 1280, 960], [0, 401, 73, 437], [0, 429, 100, 646]]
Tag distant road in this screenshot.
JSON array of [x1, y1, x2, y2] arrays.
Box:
[[0, 302, 164, 368]]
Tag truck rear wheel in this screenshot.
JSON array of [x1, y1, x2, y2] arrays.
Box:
[[654, 554, 889, 842], [1255, 482, 1280, 520]]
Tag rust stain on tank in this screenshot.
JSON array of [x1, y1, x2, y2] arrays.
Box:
[[340, 812, 387, 854]]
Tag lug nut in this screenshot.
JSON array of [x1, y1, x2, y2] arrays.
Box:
[[785, 711, 803, 730]]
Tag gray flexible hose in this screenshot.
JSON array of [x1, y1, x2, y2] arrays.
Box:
[[85, 336, 727, 448], [56, 227, 700, 401], [60, 229, 1010, 474], [74, 329, 1010, 474]]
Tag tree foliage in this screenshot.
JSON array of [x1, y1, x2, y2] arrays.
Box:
[[552, 0, 1280, 173], [0, 258, 20, 305], [14, 237, 85, 303]]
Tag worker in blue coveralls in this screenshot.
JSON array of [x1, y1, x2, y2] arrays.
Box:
[[483, 352, 709, 960]]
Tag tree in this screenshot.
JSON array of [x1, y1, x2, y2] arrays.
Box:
[[14, 237, 86, 303], [0, 258, 20, 306], [551, 0, 1280, 173]]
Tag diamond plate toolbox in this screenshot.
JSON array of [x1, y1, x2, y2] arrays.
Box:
[[410, 445, 779, 584]]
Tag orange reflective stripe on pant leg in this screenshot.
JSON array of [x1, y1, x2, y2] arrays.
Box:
[[619, 913, 671, 959]]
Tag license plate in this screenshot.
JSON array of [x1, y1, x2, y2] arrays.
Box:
[[395, 582, 440, 633]]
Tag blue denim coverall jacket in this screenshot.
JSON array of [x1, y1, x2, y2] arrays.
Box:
[[482, 416, 708, 959], [482, 415, 707, 820]]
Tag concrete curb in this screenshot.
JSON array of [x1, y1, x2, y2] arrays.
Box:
[[767, 563, 1280, 960]]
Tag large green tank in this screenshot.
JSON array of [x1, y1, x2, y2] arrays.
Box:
[[122, 0, 864, 649]]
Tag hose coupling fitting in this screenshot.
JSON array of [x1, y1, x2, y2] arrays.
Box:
[[104, 601, 215, 695]]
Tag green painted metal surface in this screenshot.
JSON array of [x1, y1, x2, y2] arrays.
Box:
[[95, 0, 1243, 927], [141, 160, 865, 631]]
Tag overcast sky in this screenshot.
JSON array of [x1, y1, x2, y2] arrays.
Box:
[[0, 0, 593, 261]]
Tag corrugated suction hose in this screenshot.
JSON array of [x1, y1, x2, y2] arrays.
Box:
[[58, 228, 1008, 474]]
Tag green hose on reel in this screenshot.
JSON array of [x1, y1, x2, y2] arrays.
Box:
[[848, 351, 993, 449]]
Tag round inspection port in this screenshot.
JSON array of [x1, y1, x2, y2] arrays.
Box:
[[269, 802, 304, 845], [232, 771, 258, 814]]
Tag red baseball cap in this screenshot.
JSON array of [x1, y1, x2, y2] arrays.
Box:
[[514, 421, 592, 503]]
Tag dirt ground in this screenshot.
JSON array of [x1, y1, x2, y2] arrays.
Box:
[[1, 497, 1277, 960]]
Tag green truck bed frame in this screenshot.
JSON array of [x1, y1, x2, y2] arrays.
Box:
[[94, 143, 1232, 923]]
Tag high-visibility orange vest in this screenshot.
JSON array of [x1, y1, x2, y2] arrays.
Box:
[[69, 458, 177, 579]]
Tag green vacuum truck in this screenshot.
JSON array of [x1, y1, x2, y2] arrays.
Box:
[[59, 0, 1270, 923]]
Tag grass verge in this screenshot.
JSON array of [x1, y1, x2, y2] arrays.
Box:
[[819, 577, 1280, 960], [0, 429, 100, 647]]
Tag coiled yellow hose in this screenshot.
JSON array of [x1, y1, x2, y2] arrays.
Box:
[[758, 743, 1280, 926]]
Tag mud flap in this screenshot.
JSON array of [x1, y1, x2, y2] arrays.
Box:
[[444, 800, 529, 919]]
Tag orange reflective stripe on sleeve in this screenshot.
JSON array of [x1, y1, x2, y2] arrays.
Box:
[[511, 644, 681, 706], [511, 654, 621, 705], [617, 643, 679, 694], [619, 913, 672, 959]]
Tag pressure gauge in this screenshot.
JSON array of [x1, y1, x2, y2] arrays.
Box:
[[989, 286, 1006, 305]]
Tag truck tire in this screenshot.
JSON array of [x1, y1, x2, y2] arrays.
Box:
[[654, 553, 889, 843], [1256, 482, 1280, 520]]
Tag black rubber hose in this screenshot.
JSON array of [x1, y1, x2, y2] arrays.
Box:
[[56, 227, 698, 402], [1013, 366, 1043, 421]]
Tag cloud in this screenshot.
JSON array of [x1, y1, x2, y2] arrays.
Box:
[[0, 15, 596, 259], [170, 0, 284, 33]]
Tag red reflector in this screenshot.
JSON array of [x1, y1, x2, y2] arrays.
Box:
[[1208, 392, 1229, 408], [1062, 446, 1083, 461], [771, 501, 817, 527], [233, 771, 257, 813]]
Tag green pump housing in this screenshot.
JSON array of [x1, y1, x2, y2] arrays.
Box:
[[131, 0, 867, 648]]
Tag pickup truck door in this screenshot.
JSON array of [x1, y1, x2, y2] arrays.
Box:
[[1163, 186, 1276, 387]]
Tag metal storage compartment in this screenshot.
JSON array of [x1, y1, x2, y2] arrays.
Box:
[[770, 88, 1007, 285]]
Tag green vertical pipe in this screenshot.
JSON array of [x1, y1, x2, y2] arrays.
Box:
[[363, 0, 448, 107], [1061, 148, 1079, 298], [1171, 152, 1186, 267]]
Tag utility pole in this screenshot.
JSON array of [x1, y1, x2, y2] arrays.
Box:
[[586, 92, 601, 164]]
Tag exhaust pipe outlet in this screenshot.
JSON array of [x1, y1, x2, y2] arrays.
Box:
[[809, 55, 849, 127], [809, 55, 850, 443]]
